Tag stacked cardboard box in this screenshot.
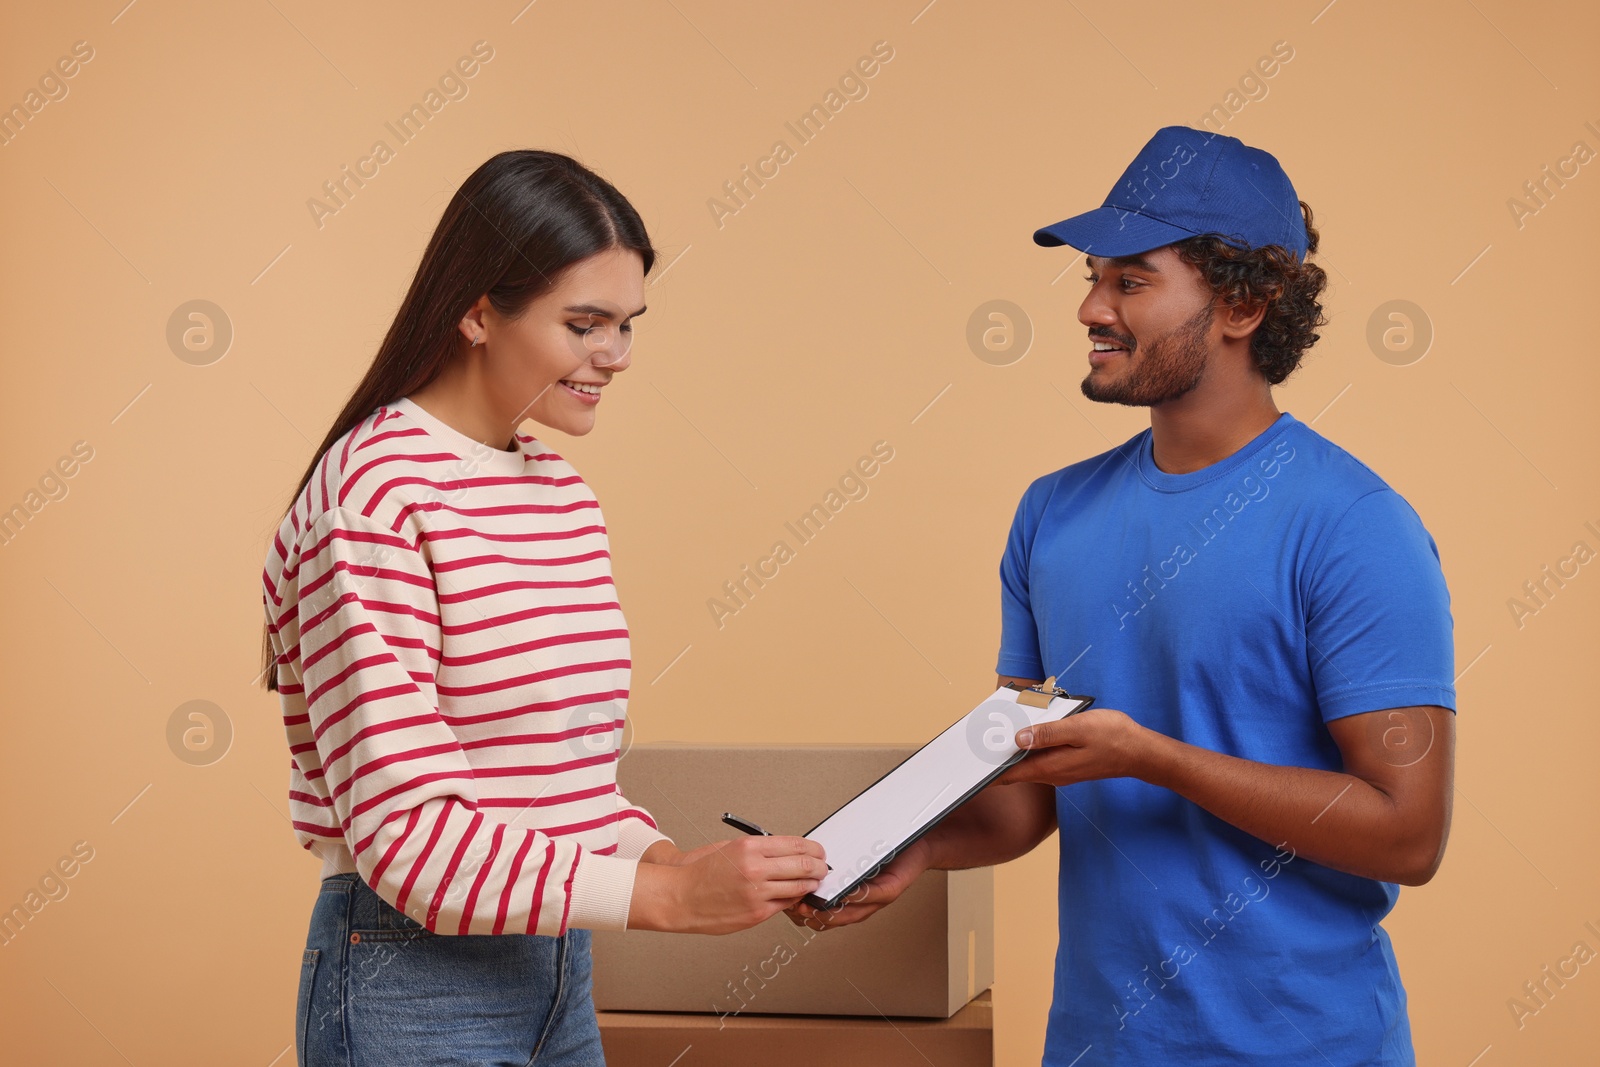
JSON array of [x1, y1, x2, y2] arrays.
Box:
[[598, 990, 993, 1067], [592, 743, 994, 1065]]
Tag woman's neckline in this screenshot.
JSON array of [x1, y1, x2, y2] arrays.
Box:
[[392, 396, 526, 477]]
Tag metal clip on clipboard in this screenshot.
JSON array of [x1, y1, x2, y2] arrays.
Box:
[[1005, 674, 1074, 710]]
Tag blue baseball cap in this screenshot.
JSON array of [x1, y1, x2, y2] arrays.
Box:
[[1033, 125, 1308, 260]]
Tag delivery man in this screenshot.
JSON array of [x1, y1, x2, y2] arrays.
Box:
[[790, 125, 1456, 1067]]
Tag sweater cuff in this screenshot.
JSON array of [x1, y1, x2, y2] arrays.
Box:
[[616, 817, 672, 861], [564, 852, 639, 932]]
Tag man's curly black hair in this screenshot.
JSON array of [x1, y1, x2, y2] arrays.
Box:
[[1168, 201, 1328, 385]]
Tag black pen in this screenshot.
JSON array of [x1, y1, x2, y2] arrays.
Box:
[[725, 813, 833, 875], [721, 812, 772, 836]]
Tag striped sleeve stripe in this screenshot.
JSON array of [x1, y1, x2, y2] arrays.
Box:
[[436, 659, 631, 698], [459, 824, 507, 935], [367, 806, 424, 884], [437, 576, 615, 603], [355, 474, 585, 518], [494, 836, 543, 935], [441, 628, 629, 668], [415, 806, 483, 919], [440, 601, 620, 635], [403, 499, 600, 521], [438, 688, 631, 728], [432, 548, 611, 572]]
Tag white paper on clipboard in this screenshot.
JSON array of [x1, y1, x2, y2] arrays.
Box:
[[802, 685, 1093, 910]]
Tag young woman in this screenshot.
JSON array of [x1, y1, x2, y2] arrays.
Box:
[[259, 150, 826, 1066]]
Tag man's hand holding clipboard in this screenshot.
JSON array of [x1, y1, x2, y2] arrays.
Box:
[[785, 675, 1094, 931], [993, 706, 1146, 787]]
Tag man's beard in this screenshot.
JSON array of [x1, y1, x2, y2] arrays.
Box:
[[1081, 300, 1215, 407]]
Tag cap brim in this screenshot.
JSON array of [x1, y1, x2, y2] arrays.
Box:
[[1033, 206, 1200, 256]]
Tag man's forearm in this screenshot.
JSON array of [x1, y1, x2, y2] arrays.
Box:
[[920, 782, 1056, 872], [1140, 731, 1445, 885]]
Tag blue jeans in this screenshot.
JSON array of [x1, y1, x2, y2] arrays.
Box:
[[296, 873, 605, 1066]]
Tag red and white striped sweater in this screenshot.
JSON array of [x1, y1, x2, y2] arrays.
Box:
[[262, 396, 668, 936]]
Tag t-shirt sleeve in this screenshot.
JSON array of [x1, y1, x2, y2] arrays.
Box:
[[286, 506, 642, 935], [1303, 489, 1457, 722], [996, 481, 1047, 680]]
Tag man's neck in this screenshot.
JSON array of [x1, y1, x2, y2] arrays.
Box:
[[1147, 385, 1281, 475]]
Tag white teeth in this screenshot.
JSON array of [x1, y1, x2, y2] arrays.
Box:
[[1092, 342, 1124, 351], [562, 380, 600, 395]]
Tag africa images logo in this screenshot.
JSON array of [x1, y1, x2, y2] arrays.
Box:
[[1110, 438, 1296, 629]]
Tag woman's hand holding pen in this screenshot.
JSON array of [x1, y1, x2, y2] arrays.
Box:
[[628, 835, 828, 935]]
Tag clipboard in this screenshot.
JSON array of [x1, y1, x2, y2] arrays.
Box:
[[799, 677, 1093, 911]]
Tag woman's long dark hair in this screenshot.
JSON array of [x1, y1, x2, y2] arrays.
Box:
[[260, 150, 657, 691]]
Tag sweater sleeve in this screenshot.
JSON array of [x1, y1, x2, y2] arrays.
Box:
[[288, 505, 642, 935], [614, 793, 671, 860]]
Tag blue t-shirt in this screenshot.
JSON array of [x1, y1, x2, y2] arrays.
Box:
[[997, 412, 1455, 1066]]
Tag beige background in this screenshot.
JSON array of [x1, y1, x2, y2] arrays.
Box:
[[2, 1, 1596, 1064]]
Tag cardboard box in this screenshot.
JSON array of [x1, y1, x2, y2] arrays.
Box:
[[598, 990, 994, 1067], [592, 744, 994, 1019]]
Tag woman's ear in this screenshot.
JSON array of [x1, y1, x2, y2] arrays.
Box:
[[458, 295, 491, 346]]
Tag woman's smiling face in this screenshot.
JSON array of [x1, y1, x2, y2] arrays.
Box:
[[472, 246, 647, 437]]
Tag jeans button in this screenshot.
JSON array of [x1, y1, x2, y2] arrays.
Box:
[[350, 932, 361, 944]]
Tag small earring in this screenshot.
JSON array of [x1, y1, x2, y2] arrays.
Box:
[[470, 335, 481, 347]]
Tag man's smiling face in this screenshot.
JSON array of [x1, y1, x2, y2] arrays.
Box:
[[1077, 245, 1222, 407]]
